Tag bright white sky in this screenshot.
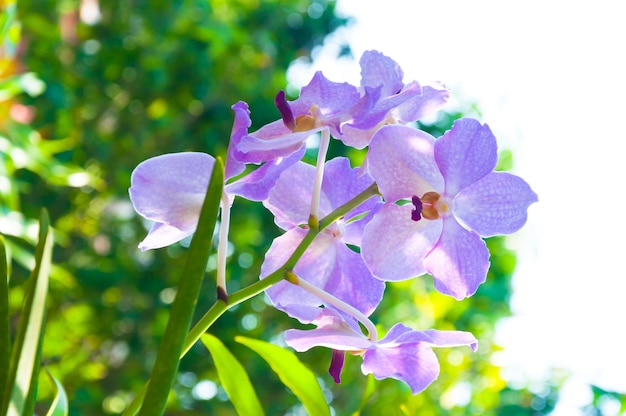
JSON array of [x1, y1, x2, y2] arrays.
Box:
[[289, 1, 626, 414]]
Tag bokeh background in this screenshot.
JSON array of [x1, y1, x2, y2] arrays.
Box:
[[1, 0, 623, 414]]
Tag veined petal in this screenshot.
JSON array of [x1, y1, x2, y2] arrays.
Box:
[[238, 119, 317, 163], [395, 82, 450, 123], [292, 71, 361, 118], [129, 152, 214, 229], [346, 82, 422, 131], [321, 157, 379, 219], [264, 161, 320, 229], [263, 228, 383, 322], [420, 330, 478, 351], [362, 204, 442, 281], [424, 217, 490, 299], [285, 309, 372, 352], [362, 327, 440, 395], [138, 222, 193, 251], [361, 324, 477, 394], [262, 229, 331, 322], [328, 243, 385, 317], [339, 123, 379, 149], [434, 118, 498, 197], [454, 171, 538, 237], [225, 145, 305, 202], [368, 125, 444, 202], [359, 50, 404, 97], [225, 101, 251, 180]]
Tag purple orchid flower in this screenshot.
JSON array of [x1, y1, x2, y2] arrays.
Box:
[[339, 50, 450, 149], [235, 51, 449, 163], [285, 308, 477, 394], [235, 72, 361, 163], [129, 101, 303, 250], [260, 157, 385, 322], [361, 119, 538, 299]]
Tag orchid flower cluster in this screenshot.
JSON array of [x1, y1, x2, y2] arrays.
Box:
[[129, 50, 537, 395]]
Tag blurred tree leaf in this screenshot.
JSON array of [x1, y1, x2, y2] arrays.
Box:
[[0, 236, 10, 395], [0, 210, 53, 416]]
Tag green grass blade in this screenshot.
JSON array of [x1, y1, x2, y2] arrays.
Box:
[[0, 210, 53, 416], [137, 158, 224, 416], [236, 336, 330, 416], [44, 368, 68, 416], [201, 334, 265, 416], [0, 236, 10, 399]]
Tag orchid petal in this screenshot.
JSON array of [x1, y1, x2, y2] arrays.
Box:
[[454, 171, 539, 237], [226, 145, 305, 202], [138, 222, 193, 251], [321, 158, 379, 219], [368, 125, 444, 202], [362, 204, 441, 281], [346, 82, 422, 131], [359, 50, 404, 97], [263, 161, 320, 229], [263, 228, 384, 322], [395, 83, 450, 123], [225, 101, 251, 180], [420, 330, 478, 351], [362, 325, 440, 395], [237, 119, 318, 163], [434, 118, 498, 197], [424, 217, 490, 299], [129, 152, 214, 228], [293, 71, 361, 117], [285, 310, 371, 352]]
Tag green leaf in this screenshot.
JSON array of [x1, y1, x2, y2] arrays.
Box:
[[0, 236, 10, 396], [351, 373, 376, 416], [236, 336, 330, 416], [137, 158, 224, 416], [201, 334, 264, 416], [0, 210, 53, 416], [44, 368, 68, 416]]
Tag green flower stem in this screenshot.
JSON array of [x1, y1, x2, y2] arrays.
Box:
[[124, 181, 380, 416]]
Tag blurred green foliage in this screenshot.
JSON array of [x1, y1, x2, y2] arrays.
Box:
[[0, 0, 572, 414]]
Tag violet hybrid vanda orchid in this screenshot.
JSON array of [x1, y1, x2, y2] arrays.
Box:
[[127, 48, 538, 399], [235, 50, 449, 163], [361, 118, 538, 299], [285, 308, 477, 394]]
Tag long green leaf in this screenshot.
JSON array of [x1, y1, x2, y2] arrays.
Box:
[[351, 373, 376, 416], [44, 368, 68, 416], [0, 236, 10, 397], [236, 336, 330, 416], [0, 210, 53, 416], [137, 158, 224, 416], [201, 334, 264, 416]]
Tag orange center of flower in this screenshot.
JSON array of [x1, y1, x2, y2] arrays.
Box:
[[411, 192, 449, 221]]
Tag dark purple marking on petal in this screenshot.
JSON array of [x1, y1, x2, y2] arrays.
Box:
[[329, 349, 346, 384], [275, 90, 296, 131], [411, 195, 423, 222]]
